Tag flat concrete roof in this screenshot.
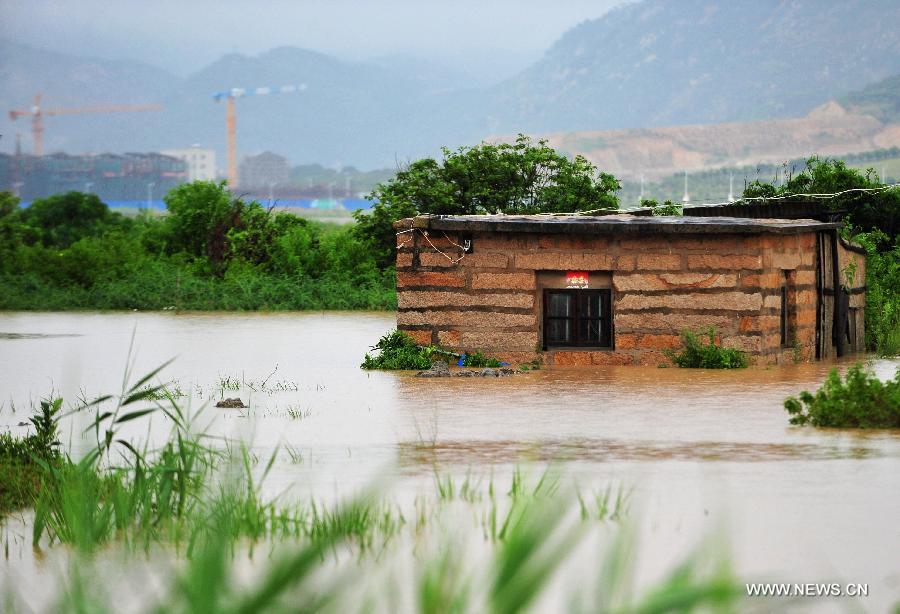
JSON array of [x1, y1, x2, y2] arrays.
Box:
[[397, 214, 840, 235]]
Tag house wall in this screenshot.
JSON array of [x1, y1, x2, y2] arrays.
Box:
[[395, 228, 826, 366]]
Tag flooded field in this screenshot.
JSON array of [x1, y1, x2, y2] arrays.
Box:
[[1, 311, 899, 610]]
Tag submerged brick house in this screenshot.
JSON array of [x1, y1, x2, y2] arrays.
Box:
[[394, 214, 866, 366]]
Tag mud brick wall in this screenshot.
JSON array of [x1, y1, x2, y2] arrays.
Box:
[[395, 227, 821, 366]]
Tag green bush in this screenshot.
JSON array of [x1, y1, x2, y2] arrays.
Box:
[[0, 398, 63, 514], [665, 328, 748, 369], [361, 330, 435, 370], [641, 198, 682, 216], [854, 232, 900, 356], [460, 351, 503, 368], [743, 157, 900, 239], [16, 191, 128, 248], [785, 364, 900, 428]]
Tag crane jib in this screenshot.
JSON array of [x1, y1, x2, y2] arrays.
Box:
[[211, 84, 306, 101]]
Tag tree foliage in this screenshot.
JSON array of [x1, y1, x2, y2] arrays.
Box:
[[743, 156, 900, 242], [163, 181, 236, 260], [354, 135, 621, 268], [16, 191, 127, 248], [853, 231, 900, 356]]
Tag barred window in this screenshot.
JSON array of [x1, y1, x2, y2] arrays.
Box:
[[543, 289, 612, 349]]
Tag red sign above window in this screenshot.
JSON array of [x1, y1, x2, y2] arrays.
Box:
[[566, 271, 589, 289]]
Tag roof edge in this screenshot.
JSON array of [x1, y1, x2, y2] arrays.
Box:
[[395, 214, 841, 235]]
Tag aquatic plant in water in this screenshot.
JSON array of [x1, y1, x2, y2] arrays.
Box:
[[785, 363, 900, 428], [361, 329, 435, 370], [4, 356, 747, 612], [0, 398, 64, 514], [665, 328, 748, 369], [458, 351, 503, 368]]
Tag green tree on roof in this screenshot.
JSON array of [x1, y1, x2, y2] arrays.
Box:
[[353, 135, 620, 269]]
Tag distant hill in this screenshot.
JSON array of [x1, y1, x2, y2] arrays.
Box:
[[0, 41, 476, 168], [2, 0, 900, 169], [526, 101, 900, 181], [841, 73, 900, 124], [487, 0, 900, 135]]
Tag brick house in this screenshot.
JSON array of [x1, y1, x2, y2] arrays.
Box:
[[394, 214, 866, 366]]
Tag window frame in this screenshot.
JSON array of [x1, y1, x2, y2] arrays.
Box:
[[542, 288, 613, 350]]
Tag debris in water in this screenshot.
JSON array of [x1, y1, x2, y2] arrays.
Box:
[[416, 361, 452, 377], [416, 361, 518, 378], [216, 398, 247, 408]]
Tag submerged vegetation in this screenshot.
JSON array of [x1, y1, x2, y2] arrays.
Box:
[[458, 351, 503, 368], [361, 330, 435, 370], [785, 363, 900, 428], [665, 328, 748, 369], [0, 360, 746, 612], [360, 329, 506, 370], [0, 398, 63, 514]]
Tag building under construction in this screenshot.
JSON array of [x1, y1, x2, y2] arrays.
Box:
[[0, 152, 187, 201]]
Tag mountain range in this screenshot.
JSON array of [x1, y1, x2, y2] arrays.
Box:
[[2, 0, 899, 169]]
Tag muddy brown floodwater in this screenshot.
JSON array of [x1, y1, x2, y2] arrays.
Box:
[[1, 311, 899, 610]]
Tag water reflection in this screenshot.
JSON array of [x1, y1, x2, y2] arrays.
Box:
[[397, 437, 885, 467]]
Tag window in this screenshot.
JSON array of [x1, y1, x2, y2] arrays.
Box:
[[543, 289, 612, 349]]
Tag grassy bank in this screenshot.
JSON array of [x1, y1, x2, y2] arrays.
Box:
[[0, 186, 394, 311], [0, 269, 395, 311]]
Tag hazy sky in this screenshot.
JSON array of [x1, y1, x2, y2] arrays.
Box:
[[3, 0, 626, 82]]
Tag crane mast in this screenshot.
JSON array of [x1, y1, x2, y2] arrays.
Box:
[[212, 85, 306, 187]]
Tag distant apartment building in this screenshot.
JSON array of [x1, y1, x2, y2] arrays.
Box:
[[238, 151, 289, 189], [161, 145, 217, 182], [0, 152, 187, 201]]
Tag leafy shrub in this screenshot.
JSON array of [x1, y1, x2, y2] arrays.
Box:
[[641, 198, 682, 216], [743, 156, 900, 240], [0, 398, 63, 514], [361, 330, 435, 370], [16, 192, 128, 248], [459, 352, 503, 368], [517, 358, 543, 372], [665, 328, 748, 369], [854, 231, 900, 356], [784, 364, 900, 428]]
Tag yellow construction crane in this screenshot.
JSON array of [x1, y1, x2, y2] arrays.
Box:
[[8, 93, 164, 156], [212, 85, 306, 187]]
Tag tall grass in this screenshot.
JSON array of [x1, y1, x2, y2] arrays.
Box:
[[6, 357, 744, 612], [0, 269, 397, 311]]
